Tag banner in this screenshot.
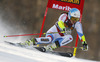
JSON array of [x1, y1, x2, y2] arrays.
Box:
[[47, 0, 84, 15]]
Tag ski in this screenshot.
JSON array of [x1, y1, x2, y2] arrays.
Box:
[[4, 41, 73, 57], [34, 47, 73, 57], [4, 41, 26, 47]]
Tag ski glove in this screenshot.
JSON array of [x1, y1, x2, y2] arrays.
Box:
[[63, 28, 71, 35], [82, 41, 88, 51]]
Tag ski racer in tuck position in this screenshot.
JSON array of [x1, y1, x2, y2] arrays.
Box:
[[22, 8, 88, 52]]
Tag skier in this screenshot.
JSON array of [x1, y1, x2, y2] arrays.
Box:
[[22, 8, 88, 52]]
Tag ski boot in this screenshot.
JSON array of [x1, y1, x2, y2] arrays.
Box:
[[44, 43, 58, 52], [43, 40, 61, 52], [20, 38, 37, 46], [35, 43, 58, 52]]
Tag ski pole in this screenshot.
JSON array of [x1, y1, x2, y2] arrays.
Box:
[[4, 31, 65, 37]]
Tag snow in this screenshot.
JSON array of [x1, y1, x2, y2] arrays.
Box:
[[0, 42, 97, 62]]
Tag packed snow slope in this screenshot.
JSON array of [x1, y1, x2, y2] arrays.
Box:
[[0, 42, 97, 62]]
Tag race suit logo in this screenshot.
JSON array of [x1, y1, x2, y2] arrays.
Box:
[[52, 4, 71, 11], [56, 0, 80, 5]]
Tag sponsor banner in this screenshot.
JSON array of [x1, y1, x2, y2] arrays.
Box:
[[47, 0, 84, 14], [56, 0, 80, 5]]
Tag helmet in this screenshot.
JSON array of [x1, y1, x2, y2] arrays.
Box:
[[68, 8, 80, 21]]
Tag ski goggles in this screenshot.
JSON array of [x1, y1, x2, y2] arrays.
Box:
[[70, 17, 79, 21]]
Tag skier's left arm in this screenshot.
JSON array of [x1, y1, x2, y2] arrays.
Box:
[[75, 22, 88, 51]]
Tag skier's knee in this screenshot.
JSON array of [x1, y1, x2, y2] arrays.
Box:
[[46, 34, 54, 41], [36, 37, 53, 44]]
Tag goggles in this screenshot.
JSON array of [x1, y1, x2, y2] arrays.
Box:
[[70, 17, 79, 21]]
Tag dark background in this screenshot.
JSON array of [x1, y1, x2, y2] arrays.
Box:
[[0, 0, 100, 61]]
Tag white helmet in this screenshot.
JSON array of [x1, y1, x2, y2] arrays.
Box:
[[68, 8, 80, 21]]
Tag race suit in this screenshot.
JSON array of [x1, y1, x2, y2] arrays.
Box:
[[35, 13, 86, 47]]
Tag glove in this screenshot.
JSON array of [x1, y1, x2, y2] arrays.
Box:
[[63, 28, 71, 35], [82, 41, 88, 51]]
